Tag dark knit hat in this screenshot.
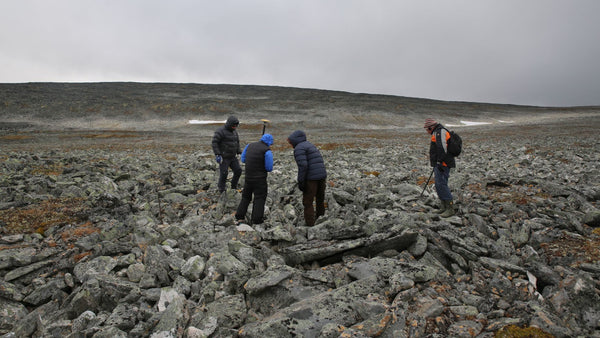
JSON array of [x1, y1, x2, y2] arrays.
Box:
[[424, 118, 437, 129]]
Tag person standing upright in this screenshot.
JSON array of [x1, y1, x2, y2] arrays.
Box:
[[235, 133, 274, 225], [424, 118, 456, 217], [212, 116, 242, 193], [287, 130, 327, 227]]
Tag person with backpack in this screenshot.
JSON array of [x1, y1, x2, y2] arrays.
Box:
[[235, 133, 274, 225], [287, 130, 327, 227], [424, 118, 457, 217], [212, 116, 243, 193]]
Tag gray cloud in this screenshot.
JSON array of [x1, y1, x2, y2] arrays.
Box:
[[1, 0, 599, 106]]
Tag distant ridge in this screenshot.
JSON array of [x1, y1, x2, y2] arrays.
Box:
[[1, 82, 598, 131]]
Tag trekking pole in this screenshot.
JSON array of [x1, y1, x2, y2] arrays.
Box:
[[420, 167, 434, 197], [261, 119, 270, 135]]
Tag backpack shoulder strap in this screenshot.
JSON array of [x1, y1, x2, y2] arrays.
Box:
[[436, 128, 448, 153]]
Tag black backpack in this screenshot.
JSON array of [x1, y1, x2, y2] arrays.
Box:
[[443, 128, 462, 157]]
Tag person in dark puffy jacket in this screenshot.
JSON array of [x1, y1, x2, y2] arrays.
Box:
[[212, 116, 242, 193], [287, 130, 327, 227], [235, 133, 274, 225]]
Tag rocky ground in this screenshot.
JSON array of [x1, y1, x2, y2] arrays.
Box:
[[1, 83, 600, 337]]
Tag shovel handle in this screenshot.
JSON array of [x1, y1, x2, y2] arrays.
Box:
[[261, 119, 270, 135]]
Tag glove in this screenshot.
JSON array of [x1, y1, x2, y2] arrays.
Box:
[[216, 155, 222, 164], [298, 181, 306, 192], [436, 162, 444, 171]]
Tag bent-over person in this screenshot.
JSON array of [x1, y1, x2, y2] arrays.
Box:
[[287, 130, 327, 227]]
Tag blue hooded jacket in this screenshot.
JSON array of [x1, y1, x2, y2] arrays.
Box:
[[261, 134, 274, 172], [288, 130, 326, 182]]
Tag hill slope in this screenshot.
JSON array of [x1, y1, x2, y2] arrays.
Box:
[[2, 82, 598, 132]]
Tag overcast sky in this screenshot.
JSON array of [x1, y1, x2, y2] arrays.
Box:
[[1, 1, 599, 107]]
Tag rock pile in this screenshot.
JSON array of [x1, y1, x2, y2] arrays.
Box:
[[1, 123, 600, 337]]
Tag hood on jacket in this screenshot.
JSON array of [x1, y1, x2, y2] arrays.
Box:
[[287, 130, 306, 147], [260, 133, 274, 146], [225, 116, 240, 129]]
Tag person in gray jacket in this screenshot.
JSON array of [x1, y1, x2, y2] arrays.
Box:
[[287, 130, 327, 227], [212, 116, 242, 193]]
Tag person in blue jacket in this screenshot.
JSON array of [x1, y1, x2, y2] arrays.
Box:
[[287, 130, 327, 227], [235, 133, 274, 225]]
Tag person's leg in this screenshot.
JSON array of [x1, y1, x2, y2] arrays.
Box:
[[251, 179, 268, 224], [302, 180, 318, 226], [434, 167, 448, 213], [434, 167, 455, 217], [230, 158, 242, 190], [217, 160, 230, 192], [315, 179, 326, 218], [235, 180, 254, 221], [434, 166, 452, 201]]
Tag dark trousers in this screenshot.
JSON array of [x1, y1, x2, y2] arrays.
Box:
[[303, 179, 326, 226], [235, 178, 268, 224], [218, 158, 242, 192], [434, 166, 452, 201]]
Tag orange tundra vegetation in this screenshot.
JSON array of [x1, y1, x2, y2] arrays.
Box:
[[0, 197, 89, 236]]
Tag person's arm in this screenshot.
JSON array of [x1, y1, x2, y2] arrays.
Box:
[[264, 150, 273, 172], [241, 144, 249, 163], [235, 131, 242, 154], [212, 130, 222, 155], [294, 146, 308, 183], [429, 135, 436, 167]]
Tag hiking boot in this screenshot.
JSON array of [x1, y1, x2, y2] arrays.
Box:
[[435, 200, 448, 214], [440, 200, 456, 218]]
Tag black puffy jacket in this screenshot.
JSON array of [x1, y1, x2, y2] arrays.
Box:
[[288, 130, 327, 182], [242, 134, 274, 180], [212, 116, 241, 159]]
